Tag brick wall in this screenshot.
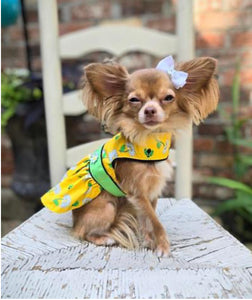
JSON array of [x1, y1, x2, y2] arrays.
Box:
[[1, 0, 252, 203]]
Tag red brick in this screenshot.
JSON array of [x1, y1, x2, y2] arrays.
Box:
[[216, 140, 234, 153], [145, 0, 165, 14], [194, 138, 215, 151], [31, 57, 42, 71], [59, 22, 95, 36], [121, 0, 165, 16], [221, 70, 252, 89], [195, 11, 239, 30], [57, 0, 77, 3], [218, 86, 232, 102], [221, 73, 252, 92], [221, 69, 236, 86], [241, 0, 252, 9], [1, 164, 14, 175], [239, 145, 252, 155], [193, 183, 234, 200], [194, 0, 223, 12], [65, 116, 102, 147], [243, 168, 252, 183], [26, 9, 38, 23], [214, 169, 234, 179], [146, 17, 175, 33], [231, 31, 252, 48], [198, 154, 234, 168], [1, 45, 25, 62], [5, 24, 39, 44], [215, 51, 243, 70], [240, 10, 252, 28], [196, 32, 225, 49], [1, 175, 12, 188], [198, 123, 225, 136], [1, 143, 14, 176], [241, 51, 252, 67], [223, 0, 243, 9], [9, 58, 27, 69], [28, 44, 40, 57], [192, 168, 214, 183], [1, 134, 12, 148], [240, 105, 252, 119], [223, 0, 252, 10], [240, 69, 252, 85], [8, 27, 23, 40], [71, 3, 110, 21], [1, 148, 14, 163], [28, 26, 40, 44]]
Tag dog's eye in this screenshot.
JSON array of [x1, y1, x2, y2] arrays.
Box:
[[129, 97, 140, 103], [163, 95, 174, 102]]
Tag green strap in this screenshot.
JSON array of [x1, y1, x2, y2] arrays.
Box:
[[89, 146, 126, 197]]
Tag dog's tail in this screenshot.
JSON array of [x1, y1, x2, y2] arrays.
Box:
[[106, 202, 141, 249]]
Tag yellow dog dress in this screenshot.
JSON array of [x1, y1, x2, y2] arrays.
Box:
[[41, 132, 172, 213]]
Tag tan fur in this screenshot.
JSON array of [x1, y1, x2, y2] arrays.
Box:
[[176, 57, 219, 124], [73, 57, 219, 256]]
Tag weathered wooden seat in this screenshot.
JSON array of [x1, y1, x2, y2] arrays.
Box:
[[2, 0, 251, 298], [2, 198, 252, 298]]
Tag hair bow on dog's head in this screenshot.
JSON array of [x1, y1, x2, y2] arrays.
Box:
[[156, 56, 188, 89]]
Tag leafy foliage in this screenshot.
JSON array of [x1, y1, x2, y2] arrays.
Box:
[[208, 177, 252, 195], [208, 61, 252, 242], [1, 72, 42, 129]]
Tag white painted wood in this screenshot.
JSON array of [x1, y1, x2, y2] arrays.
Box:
[[2, 199, 252, 298], [63, 90, 87, 116], [175, 0, 195, 200], [38, 0, 67, 186], [168, 148, 176, 167], [66, 138, 110, 167], [59, 25, 177, 59]]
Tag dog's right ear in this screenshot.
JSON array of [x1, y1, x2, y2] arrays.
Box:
[[82, 62, 129, 120], [84, 63, 129, 97]]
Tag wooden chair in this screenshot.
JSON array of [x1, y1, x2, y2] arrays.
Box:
[[58, 24, 178, 171], [38, 0, 194, 200], [2, 1, 252, 298]]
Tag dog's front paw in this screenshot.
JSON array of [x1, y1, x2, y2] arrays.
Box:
[[155, 237, 170, 257]]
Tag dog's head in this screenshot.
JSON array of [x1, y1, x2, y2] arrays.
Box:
[[82, 57, 219, 142]]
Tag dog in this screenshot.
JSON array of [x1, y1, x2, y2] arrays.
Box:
[[41, 56, 219, 257]]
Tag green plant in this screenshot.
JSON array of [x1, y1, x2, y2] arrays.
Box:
[[208, 177, 252, 239], [208, 62, 252, 242], [1, 72, 42, 129]]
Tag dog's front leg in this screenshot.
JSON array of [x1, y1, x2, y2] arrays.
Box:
[[151, 198, 158, 210], [129, 196, 170, 257]]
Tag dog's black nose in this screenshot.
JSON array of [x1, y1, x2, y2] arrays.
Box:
[[144, 106, 157, 116]]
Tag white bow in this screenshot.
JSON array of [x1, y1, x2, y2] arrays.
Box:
[[156, 56, 188, 89]]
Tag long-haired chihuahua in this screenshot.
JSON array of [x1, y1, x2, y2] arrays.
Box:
[[42, 56, 219, 257]]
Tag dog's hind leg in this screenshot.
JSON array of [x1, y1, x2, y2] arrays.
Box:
[[72, 191, 118, 246]]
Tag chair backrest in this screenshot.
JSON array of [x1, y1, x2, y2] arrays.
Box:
[[61, 24, 177, 164], [38, 0, 194, 200], [60, 24, 177, 117]]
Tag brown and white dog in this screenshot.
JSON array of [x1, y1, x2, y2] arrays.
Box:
[[72, 57, 219, 257]]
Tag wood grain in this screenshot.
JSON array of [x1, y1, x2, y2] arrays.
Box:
[[2, 199, 252, 298]]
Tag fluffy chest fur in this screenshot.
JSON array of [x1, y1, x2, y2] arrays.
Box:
[[115, 159, 173, 201]]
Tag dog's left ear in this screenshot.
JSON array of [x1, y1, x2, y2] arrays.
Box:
[[176, 57, 219, 124]]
